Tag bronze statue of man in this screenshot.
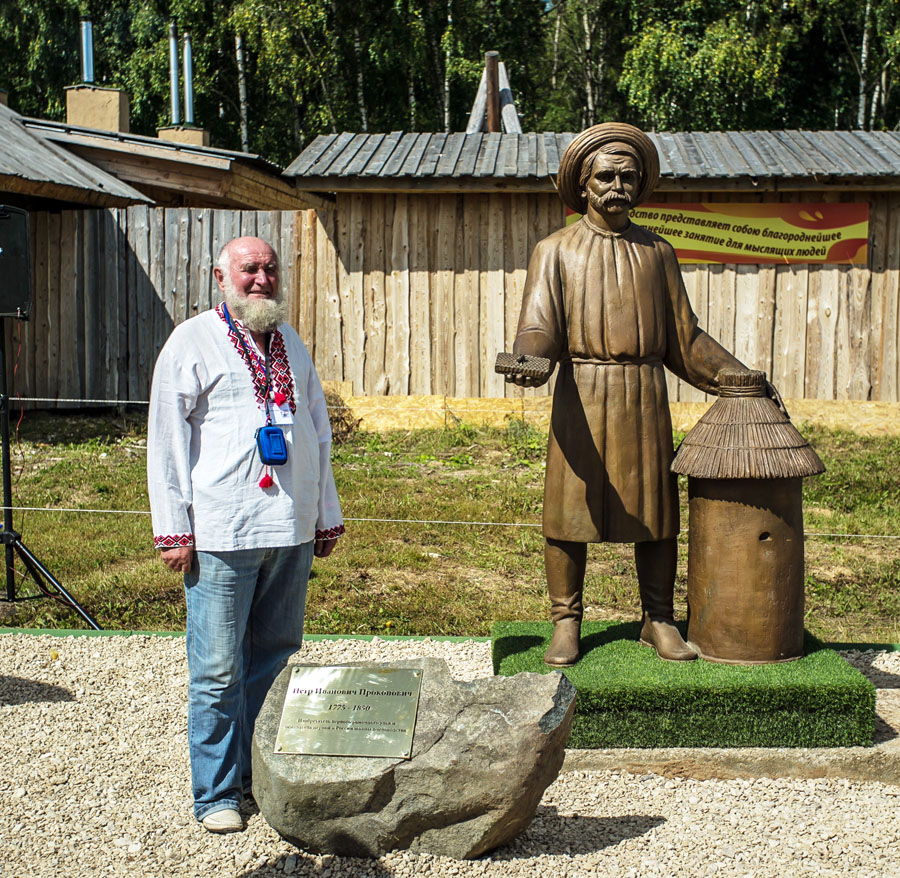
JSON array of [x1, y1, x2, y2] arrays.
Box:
[[506, 122, 749, 667]]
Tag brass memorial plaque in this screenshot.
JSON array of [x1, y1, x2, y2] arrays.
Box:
[[274, 665, 423, 758]]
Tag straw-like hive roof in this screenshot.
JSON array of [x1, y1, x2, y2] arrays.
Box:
[[671, 370, 825, 480]]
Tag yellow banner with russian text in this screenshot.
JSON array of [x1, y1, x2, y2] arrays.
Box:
[[566, 203, 868, 265]]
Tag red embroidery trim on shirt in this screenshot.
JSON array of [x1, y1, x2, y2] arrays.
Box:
[[155, 533, 194, 549], [315, 524, 345, 541], [268, 330, 297, 414], [217, 304, 295, 413]]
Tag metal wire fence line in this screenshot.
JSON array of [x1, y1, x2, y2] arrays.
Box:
[[0, 505, 896, 540], [9, 396, 548, 416], [4, 397, 897, 540]]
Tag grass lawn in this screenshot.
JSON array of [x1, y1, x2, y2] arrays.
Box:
[[0, 410, 897, 643]]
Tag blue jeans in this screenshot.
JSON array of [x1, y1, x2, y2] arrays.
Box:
[[184, 542, 314, 820]]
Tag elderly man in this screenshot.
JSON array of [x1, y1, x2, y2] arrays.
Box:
[[148, 236, 343, 832], [508, 122, 755, 667]]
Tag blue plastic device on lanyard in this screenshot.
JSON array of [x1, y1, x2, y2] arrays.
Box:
[[222, 304, 288, 466]]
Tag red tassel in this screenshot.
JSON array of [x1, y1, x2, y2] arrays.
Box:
[[259, 473, 274, 489], [273, 391, 287, 406]]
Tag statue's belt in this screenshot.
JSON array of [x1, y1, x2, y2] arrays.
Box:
[[567, 355, 662, 367]]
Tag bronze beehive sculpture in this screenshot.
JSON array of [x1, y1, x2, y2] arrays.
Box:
[[671, 369, 825, 663]]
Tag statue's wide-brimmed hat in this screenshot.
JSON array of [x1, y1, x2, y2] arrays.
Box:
[[557, 122, 660, 214]]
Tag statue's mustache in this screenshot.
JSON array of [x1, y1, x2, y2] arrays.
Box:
[[588, 190, 632, 209]]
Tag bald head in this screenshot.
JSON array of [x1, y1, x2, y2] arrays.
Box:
[[213, 236, 286, 333], [215, 237, 279, 275]]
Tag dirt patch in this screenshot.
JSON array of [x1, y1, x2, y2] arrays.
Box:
[[807, 537, 898, 570], [341, 396, 900, 436]]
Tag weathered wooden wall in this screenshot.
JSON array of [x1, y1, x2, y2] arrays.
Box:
[[298, 190, 899, 402], [16, 207, 299, 404], [293, 193, 565, 399], [17, 192, 900, 404], [650, 191, 898, 403]]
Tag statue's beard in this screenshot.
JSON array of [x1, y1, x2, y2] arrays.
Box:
[[588, 190, 632, 213], [222, 277, 288, 333]]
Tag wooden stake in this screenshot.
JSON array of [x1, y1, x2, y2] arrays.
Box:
[[485, 52, 500, 133]]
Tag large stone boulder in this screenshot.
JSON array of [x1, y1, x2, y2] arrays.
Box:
[[252, 657, 576, 859]]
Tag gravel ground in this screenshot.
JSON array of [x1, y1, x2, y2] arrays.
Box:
[[1, 633, 899, 878]]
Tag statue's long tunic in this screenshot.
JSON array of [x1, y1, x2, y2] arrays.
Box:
[[514, 217, 742, 543]]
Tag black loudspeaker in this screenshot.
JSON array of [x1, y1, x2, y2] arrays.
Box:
[[0, 205, 32, 319]]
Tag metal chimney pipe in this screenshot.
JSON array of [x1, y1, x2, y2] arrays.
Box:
[[182, 32, 194, 126], [80, 19, 94, 84], [168, 22, 181, 125]]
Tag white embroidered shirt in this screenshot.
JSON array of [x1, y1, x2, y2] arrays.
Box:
[[147, 305, 344, 551]]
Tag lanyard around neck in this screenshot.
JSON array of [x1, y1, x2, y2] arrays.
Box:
[[222, 303, 273, 424]]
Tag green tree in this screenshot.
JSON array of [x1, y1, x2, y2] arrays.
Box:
[[620, 1, 808, 130], [819, 0, 900, 129], [0, 0, 82, 119], [618, 0, 900, 131], [7, 0, 900, 167], [535, 0, 633, 131]]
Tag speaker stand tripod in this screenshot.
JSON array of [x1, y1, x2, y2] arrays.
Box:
[[0, 317, 101, 629]]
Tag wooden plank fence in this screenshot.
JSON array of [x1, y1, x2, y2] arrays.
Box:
[[297, 193, 565, 400], [299, 191, 898, 402], [13, 193, 900, 406], [13, 207, 300, 405]]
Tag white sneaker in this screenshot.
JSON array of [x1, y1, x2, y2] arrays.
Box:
[[201, 808, 243, 833]]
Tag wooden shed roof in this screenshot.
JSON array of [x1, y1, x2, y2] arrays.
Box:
[[22, 117, 330, 210], [287, 130, 900, 192], [0, 103, 149, 207]]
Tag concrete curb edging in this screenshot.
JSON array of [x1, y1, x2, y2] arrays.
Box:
[[563, 741, 900, 787], [0, 627, 492, 642]]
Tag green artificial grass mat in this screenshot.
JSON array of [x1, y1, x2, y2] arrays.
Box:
[[492, 620, 876, 749]]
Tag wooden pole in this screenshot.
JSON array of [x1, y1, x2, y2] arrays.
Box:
[[485, 51, 500, 133], [466, 68, 487, 133], [498, 62, 522, 133]]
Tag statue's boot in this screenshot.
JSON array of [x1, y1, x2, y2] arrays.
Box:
[[635, 538, 697, 662], [544, 539, 587, 667]]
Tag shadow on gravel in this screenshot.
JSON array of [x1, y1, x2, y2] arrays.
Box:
[[874, 714, 897, 745], [493, 805, 666, 859], [850, 653, 900, 689], [841, 652, 900, 745], [0, 675, 75, 705], [239, 809, 667, 876], [241, 855, 396, 877]]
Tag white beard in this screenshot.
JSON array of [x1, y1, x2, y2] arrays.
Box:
[[222, 277, 288, 333]]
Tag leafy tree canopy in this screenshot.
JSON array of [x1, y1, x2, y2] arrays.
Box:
[[1, 0, 898, 166]]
